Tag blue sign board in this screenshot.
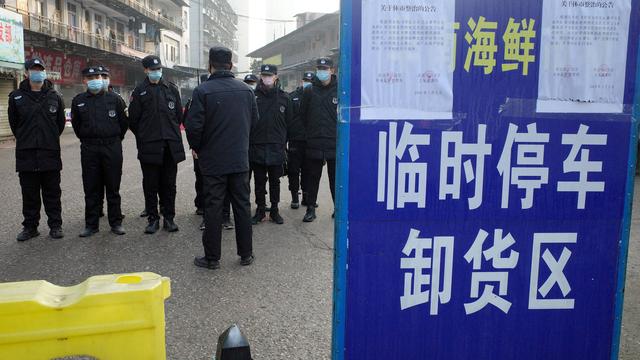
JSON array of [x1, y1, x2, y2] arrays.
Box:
[[333, 1, 640, 359]]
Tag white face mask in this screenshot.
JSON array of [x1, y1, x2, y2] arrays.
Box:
[[261, 76, 275, 87]]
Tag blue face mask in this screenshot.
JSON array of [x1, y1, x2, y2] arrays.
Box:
[[316, 69, 331, 82], [29, 70, 46, 83], [148, 69, 162, 82], [303, 82, 312, 89], [102, 78, 110, 91], [87, 79, 104, 93]]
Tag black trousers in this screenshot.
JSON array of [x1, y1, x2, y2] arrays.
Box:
[[304, 158, 336, 207], [287, 141, 306, 196], [141, 161, 163, 212], [195, 158, 231, 220], [202, 172, 253, 261], [141, 145, 177, 220], [19, 170, 62, 229], [251, 163, 284, 208], [81, 142, 123, 228]]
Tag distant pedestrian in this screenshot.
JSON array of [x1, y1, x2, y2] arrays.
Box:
[[186, 46, 257, 269], [8, 58, 66, 241]]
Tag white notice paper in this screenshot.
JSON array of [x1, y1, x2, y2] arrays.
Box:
[[537, 0, 632, 113], [361, 1, 455, 120]]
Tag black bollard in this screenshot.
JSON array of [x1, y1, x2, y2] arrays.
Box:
[[214, 324, 252, 360]]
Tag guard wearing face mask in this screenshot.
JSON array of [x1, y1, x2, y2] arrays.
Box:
[[287, 71, 315, 209], [250, 64, 292, 225], [301, 58, 338, 223], [71, 66, 128, 237], [129, 55, 185, 234], [243, 74, 258, 91], [8, 58, 66, 241]]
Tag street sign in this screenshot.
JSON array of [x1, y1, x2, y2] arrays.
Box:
[[333, 1, 640, 359]]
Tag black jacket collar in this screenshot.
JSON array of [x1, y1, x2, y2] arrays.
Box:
[[210, 70, 235, 79]]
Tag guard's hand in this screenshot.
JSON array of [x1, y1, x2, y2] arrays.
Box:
[[192, 150, 198, 159]]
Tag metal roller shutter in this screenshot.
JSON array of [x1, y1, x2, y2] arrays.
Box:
[[0, 78, 16, 139]]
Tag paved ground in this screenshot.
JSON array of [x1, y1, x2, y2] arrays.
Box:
[[0, 130, 335, 359], [0, 129, 638, 359]]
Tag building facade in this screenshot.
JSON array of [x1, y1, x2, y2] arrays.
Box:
[[246, 12, 339, 92], [0, 0, 194, 138], [188, 0, 237, 70]]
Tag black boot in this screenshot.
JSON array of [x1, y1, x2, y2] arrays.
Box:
[[291, 192, 300, 209], [303, 206, 317, 222], [145, 218, 160, 234], [251, 207, 266, 225], [17, 227, 39, 242], [163, 218, 179, 232], [111, 224, 126, 235], [270, 206, 284, 224], [49, 227, 64, 239], [79, 227, 99, 238]]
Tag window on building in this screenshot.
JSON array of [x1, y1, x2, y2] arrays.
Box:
[[183, 11, 188, 29], [84, 10, 92, 31], [67, 3, 78, 28], [184, 44, 189, 64], [35, 0, 46, 17], [55, 0, 62, 11], [116, 21, 125, 42], [94, 14, 104, 36]]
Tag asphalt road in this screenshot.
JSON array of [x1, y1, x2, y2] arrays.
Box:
[[0, 129, 638, 359]]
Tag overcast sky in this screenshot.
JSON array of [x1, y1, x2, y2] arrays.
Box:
[[229, 0, 340, 72]]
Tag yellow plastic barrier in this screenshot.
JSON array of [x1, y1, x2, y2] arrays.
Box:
[[0, 272, 171, 360]]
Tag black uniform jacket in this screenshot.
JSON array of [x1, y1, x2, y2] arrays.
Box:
[[129, 77, 186, 165], [8, 79, 65, 172]]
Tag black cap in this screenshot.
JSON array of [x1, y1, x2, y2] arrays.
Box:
[[260, 64, 277, 75], [96, 65, 110, 76], [142, 55, 162, 69], [316, 57, 333, 68], [25, 58, 46, 70], [243, 74, 258, 83], [81, 66, 101, 77], [303, 71, 315, 81], [209, 46, 232, 65]]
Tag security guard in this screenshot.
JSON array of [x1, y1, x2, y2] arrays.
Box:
[[243, 74, 258, 90], [186, 46, 257, 269], [250, 64, 292, 225], [301, 58, 338, 222], [71, 66, 128, 237], [287, 71, 315, 209], [129, 55, 185, 234], [8, 58, 66, 241]]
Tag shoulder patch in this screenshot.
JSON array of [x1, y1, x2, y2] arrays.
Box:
[[13, 95, 22, 100], [140, 90, 147, 96], [78, 103, 86, 107]]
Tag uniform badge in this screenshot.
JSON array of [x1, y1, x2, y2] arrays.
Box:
[[280, 105, 285, 113], [332, 97, 338, 105], [168, 101, 175, 110], [293, 97, 299, 101], [49, 105, 57, 113], [108, 110, 116, 117], [78, 103, 85, 107], [14, 95, 22, 100], [140, 91, 147, 96]]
